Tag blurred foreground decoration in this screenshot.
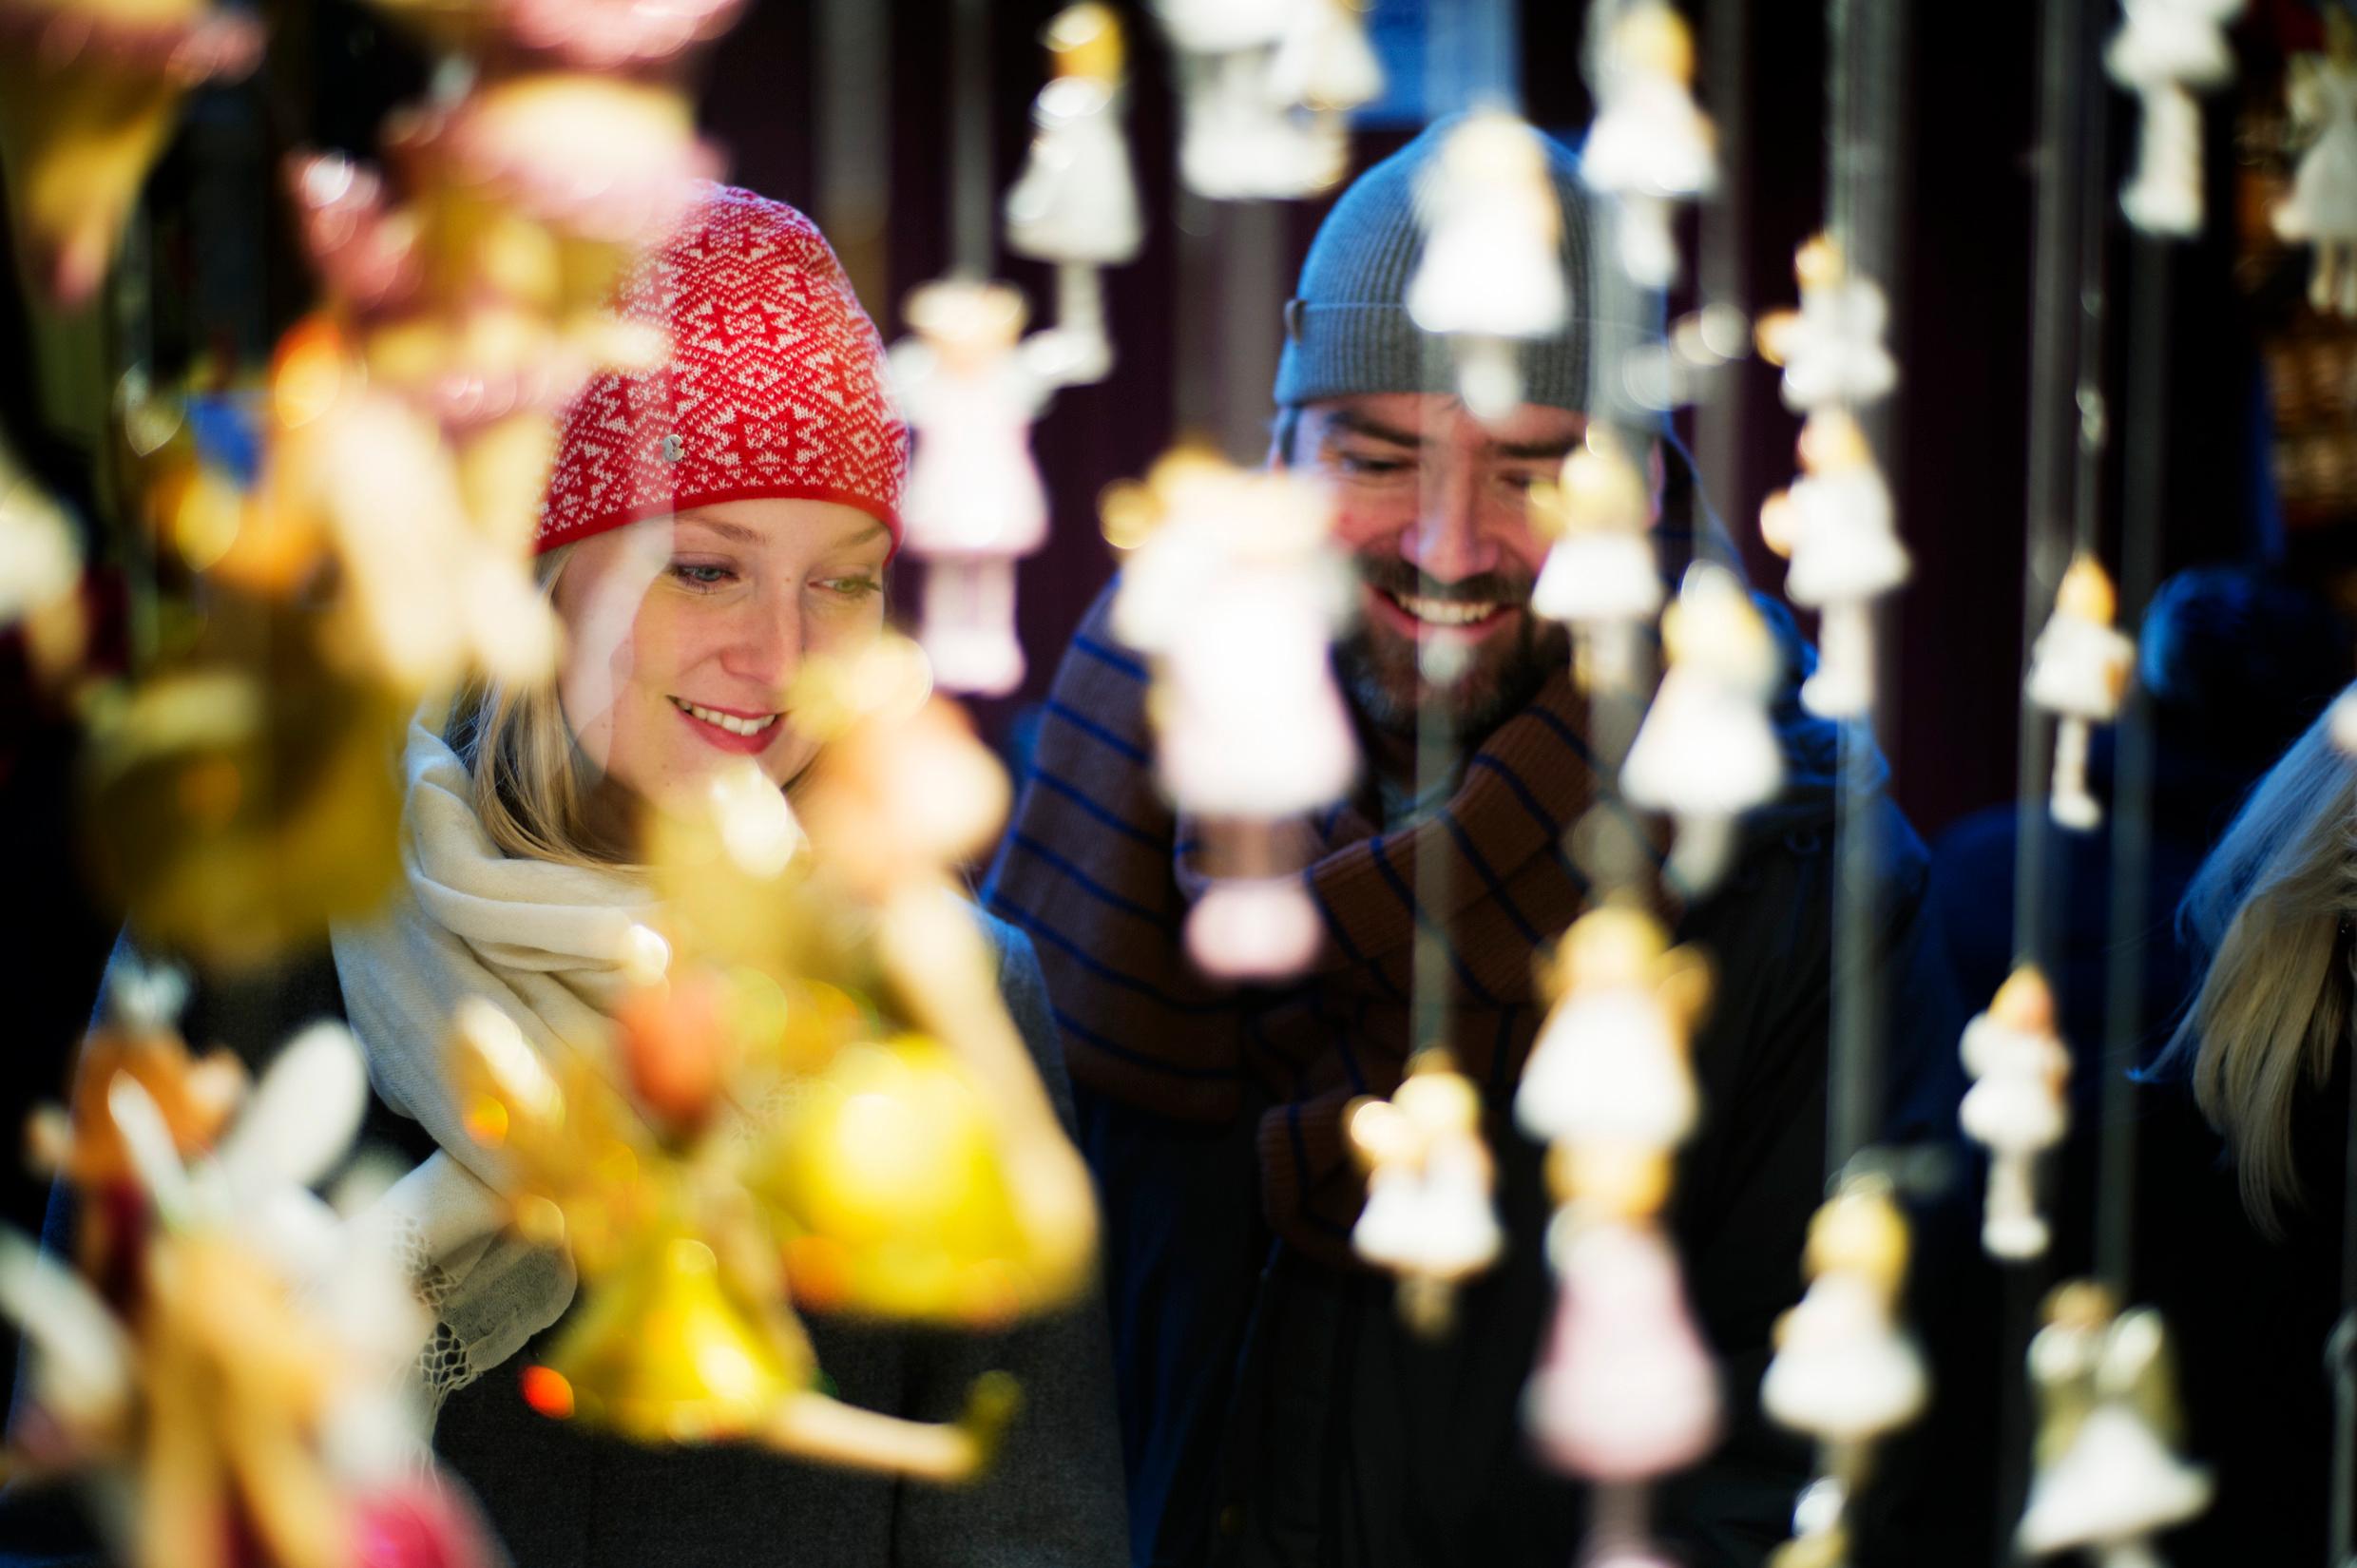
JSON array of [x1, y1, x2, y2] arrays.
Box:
[[1344, 1058, 1501, 1336], [1154, 0, 1381, 201], [2273, 10, 2357, 318], [0, 0, 263, 307], [1529, 426, 1660, 696], [1579, 0, 1715, 292], [2107, 0, 2244, 239], [459, 635, 1095, 1477], [1105, 449, 1356, 981], [2015, 1286, 2212, 1566], [0, 978, 503, 1568]]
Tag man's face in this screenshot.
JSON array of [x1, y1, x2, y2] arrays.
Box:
[[1288, 392, 1582, 740]]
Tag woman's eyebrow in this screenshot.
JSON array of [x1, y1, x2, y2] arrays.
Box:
[[674, 513, 762, 545]]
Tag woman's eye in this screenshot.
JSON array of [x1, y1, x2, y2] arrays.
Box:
[[670, 562, 737, 590], [818, 575, 882, 600]]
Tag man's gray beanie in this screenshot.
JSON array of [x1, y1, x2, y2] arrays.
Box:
[[1274, 116, 1626, 414]]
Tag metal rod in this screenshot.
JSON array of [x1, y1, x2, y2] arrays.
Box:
[[1694, 0, 1752, 575], [949, 0, 992, 277]]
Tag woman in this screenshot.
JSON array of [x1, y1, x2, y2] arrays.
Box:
[[5, 187, 1125, 1568]]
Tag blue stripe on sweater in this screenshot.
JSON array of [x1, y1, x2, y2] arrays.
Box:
[[1073, 634, 1149, 682], [1304, 873, 1408, 1003], [1440, 811, 1543, 947], [1021, 769, 1168, 852], [1006, 832, 1174, 929], [1524, 706, 1667, 867], [1053, 1007, 1243, 1080], [1044, 698, 1152, 765], [1466, 754, 1588, 889], [992, 894, 1233, 1015], [1367, 834, 1502, 1008]]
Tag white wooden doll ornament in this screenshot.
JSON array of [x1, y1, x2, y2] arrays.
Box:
[[2016, 1285, 2212, 1564], [1406, 111, 1571, 424], [1344, 1057, 1504, 1335], [2026, 555, 2137, 831], [1759, 410, 1909, 720], [2275, 10, 2357, 316], [1580, 0, 1717, 291], [1153, 0, 1380, 200], [2106, 0, 2246, 238], [1960, 966, 2072, 1261], [1621, 563, 1783, 893], [1108, 450, 1358, 981], [1755, 237, 1898, 419], [1530, 426, 1663, 695], [1003, 4, 1142, 373]]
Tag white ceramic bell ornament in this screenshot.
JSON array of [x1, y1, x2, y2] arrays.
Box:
[[1754, 236, 1898, 416], [2275, 13, 2357, 316], [1346, 1061, 1504, 1334], [1621, 563, 1782, 892], [1516, 908, 1706, 1167], [1530, 427, 1664, 694], [1406, 111, 1570, 424], [1109, 452, 1358, 981], [1959, 966, 2072, 1261], [2017, 1290, 2212, 1564], [1761, 1179, 1928, 1448], [2026, 555, 2136, 832], [2106, 0, 2245, 238], [1005, 4, 1143, 373], [1580, 0, 1717, 290], [1525, 1218, 1721, 1482], [1760, 410, 1909, 719]]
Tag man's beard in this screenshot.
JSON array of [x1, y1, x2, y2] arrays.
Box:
[[1333, 556, 1569, 742]]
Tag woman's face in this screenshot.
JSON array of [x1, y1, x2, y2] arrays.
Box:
[[550, 498, 891, 810]]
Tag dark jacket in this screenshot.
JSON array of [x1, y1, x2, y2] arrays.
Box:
[[0, 915, 1129, 1568], [987, 589, 1967, 1568]]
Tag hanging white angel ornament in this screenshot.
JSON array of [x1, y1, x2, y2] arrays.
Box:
[[2106, 0, 2246, 238], [1516, 907, 1710, 1198], [1406, 110, 1570, 424], [1760, 410, 1909, 719], [1762, 1176, 1928, 1457], [1622, 563, 1783, 893], [889, 278, 1106, 696], [2026, 554, 2137, 831], [2274, 10, 2357, 316], [1108, 450, 1358, 981], [1580, 0, 1717, 290], [1345, 1057, 1504, 1335], [1754, 236, 1898, 416], [2016, 1286, 2213, 1565], [1004, 4, 1143, 367], [1531, 426, 1664, 694], [1960, 966, 2072, 1261], [1153, 0, 1379, 200]]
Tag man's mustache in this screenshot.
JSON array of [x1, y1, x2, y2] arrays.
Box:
[[1353, 559, 1534, 605]]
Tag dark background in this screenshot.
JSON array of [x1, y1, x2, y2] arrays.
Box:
[[0, 0, 2290, 1307]]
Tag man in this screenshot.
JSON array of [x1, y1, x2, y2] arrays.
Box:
[[985, 122, 1963, 1568]]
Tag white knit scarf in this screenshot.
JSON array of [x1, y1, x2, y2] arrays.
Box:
[[330, 713, 655, 1408]]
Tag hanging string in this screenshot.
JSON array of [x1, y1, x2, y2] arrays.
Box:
[[949, 0, 992, 277], [1691, 0, 1751, 579], [1819, 0, 1905, 1180], [814, 0, 892, 309]]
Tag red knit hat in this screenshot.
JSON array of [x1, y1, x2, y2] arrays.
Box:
[[537, 184, 907, 553]]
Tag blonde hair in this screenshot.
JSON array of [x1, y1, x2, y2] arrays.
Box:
[[442, 545, 632, 870], [2158, 688, 2357, 1233]]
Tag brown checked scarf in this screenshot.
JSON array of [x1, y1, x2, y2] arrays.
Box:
[[985, 585, 1677, 1264]]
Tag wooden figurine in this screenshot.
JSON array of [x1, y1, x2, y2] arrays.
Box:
[[1346, 1058, 1504, 1335], [1529, 427, 1664, 695], [1580, 0, 1717, 290], [1760, 410, 1908, 719], [2025, 555, 2136, 831], [1960, 966, 2072, 1261], [2277, 11, 2357, 316], [2106, 0, 2244, 237]]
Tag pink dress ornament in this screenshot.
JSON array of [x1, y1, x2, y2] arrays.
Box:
[[2276, 14, 2357, 316], [1959, 966, 2072, 1261], [1579, 0, 1717, 291], [2016, 1286, 2212, 1566], [1152, 0, 1379, 200], [1524, 1218, 1721, 1482], [1344, 1061, 1504, 1336], [1759, 410, 1909, 720], [2106, 0, 2245, 238], [889, 279, 1103, 697], [1107, 451, 1358, 981], [2025, 555, 2136, 831], [1530, 428, 1663, 696], [1406, 111, 1572, 424], [1621, 563, 1783, 893]]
